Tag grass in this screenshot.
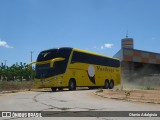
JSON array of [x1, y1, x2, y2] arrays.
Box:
[[0, 81, 35, 92]]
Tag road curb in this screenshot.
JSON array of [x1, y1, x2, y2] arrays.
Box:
[[94, 89, 160, 104]]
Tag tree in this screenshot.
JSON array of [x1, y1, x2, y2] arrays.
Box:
[[0, 62, 35, 81]]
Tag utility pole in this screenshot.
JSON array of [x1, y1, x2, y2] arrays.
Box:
[[4, 60, 7, 68], [4, 60, 7, 80], [30, 51, 33, 80], [31, 51, 33, 63]]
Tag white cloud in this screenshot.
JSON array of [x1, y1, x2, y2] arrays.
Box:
[[104, 44, 114, 48], [93, 43, 114, 50], [100, 43, 114, 49], [0, 40, 13, 48], [100, 46, 104, 49]]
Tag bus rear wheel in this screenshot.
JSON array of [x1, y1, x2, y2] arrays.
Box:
[[104, 80, 109, 89], [109, 80, 114, 89], [51, 87, 57, 92], [68, 79, 76, 91]]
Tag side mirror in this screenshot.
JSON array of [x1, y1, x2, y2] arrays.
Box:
[[27, 62, 35, 70], [27, 58, 65, 68], [50, 58, 65, 67]]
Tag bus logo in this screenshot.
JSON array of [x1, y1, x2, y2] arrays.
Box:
[[88, 65, 95, 77], [87, 65, 96, 84]]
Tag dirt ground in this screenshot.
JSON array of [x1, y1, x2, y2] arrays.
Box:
[[95, 89, 160, 104], [1, 85, 160, 104]]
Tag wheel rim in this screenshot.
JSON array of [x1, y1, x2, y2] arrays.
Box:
[[104, 80, 109, 89], [105, 82, 108, 88], [69, 80, 75, 90], [109, 81, 114, 89], [70, 82, 74, 89]]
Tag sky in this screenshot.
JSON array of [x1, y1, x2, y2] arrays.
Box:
[[0, 0, 160, 66]]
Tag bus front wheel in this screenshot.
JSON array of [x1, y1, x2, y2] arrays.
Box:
[[109, 80, 114, 89], [51, 87, 57, 92], [104, 80, 109, 89], [68, 79, 76, 91], [58, 87, 63, 91]]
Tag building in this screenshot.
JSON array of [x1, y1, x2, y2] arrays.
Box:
[[114, 37, 160, 86]]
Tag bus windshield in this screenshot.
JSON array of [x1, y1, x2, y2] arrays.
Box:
[[35, 48, 72, 79]]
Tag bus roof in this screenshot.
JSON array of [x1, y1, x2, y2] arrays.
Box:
[[40, 47, 73, 53], [40, 47, 119, 61]]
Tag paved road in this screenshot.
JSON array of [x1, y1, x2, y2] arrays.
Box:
[[0, 89, 160, 120]]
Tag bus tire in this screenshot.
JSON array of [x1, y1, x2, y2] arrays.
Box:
[[58, 87, 63, 91], [68, 79, 76, 91], [104, 80, 109, 89], [51, 87, 57, 92], [109, 80, 114, 89]]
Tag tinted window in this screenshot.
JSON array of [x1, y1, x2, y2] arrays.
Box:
[[35, 48, 72, 79], [53, 48, 72, 75], [71, 51, 120, 67], [37, 49, 58, 62]]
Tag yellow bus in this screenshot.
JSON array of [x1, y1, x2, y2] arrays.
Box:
[[29, 47, 121, 91]]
